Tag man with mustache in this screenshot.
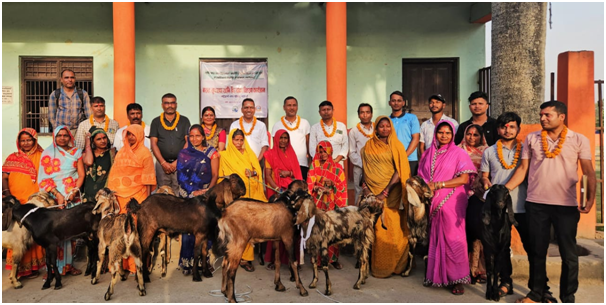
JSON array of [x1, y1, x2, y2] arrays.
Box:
[[113, 103, 151, 151]]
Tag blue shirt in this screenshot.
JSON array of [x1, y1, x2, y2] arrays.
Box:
[[390, 112, 420, 161]]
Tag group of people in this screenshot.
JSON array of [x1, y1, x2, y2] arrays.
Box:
[[2, 69, 596, 304]]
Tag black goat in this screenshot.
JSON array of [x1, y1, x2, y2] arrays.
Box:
[[402, 175, 433, 277], [481, 184, 518, 301]]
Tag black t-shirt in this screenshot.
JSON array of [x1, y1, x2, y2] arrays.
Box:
[[454, 116, 499, 146], [149, 114, 191, 161]]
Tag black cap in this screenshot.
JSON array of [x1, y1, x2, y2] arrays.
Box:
[[428, 94, 446, 103]]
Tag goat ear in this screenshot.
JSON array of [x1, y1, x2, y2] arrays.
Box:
[[223, 183, 234, 207], [505, 192, 517, 226], [406, 184, 422, 208], [92, 200, 103, 214], [113, 197, 121, 214]]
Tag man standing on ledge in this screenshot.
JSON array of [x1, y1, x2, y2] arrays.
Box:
[[455, 91, 498, 146], [388, 91, 420, 175], [309, 101, 349, 167], [271, 96, 311, 180], [229, 98, 269, 161], [150, 93, 191, 194], [48, 69, 92, 135], [74, 96, 120, 150]]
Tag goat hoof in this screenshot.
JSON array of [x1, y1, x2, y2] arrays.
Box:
[[353, 284, 361, 290], [91, 278, 97, 285], [41, 284, 51, 290], [289, 276, 295, 282], [139, 289, 146, 296], [308, 283, 317, 289], [275, 284, 286, 292], [300, 290, 308, 297], [104, 292, 111, 301], [14, 282, 23, 289], [54, 284, 62, 290], [202, 270, 213, 278], [192, 276, 202, 282], [324, 290, 331, 296]]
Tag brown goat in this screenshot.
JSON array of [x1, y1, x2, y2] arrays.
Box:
[[91, 188, 146, 301], [150, 185, 175, 277], [402, 176, 433, 277], [215, 189, 312, 303]]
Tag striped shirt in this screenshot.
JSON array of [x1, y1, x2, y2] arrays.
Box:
[[48, 87, 92, 130]]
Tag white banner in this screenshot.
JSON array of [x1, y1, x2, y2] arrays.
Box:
[[200, 61, 268, 118]]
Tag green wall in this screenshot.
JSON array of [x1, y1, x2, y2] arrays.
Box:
[[2, 2, 484, 160]]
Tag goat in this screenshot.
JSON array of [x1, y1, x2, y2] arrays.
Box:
[[293, 195, 379, 296], [402, 176, 433, 277], [149, 185, 176, 278], [91, 188, 146, 301], [128, 174, 246, 283], [481, 184, 518, 302], [215, 189, 312, 303], [10, 197, 102, 290], [2, 192, 56, 289]]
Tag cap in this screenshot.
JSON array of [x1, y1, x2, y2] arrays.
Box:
[[428, 94, 446, 103]]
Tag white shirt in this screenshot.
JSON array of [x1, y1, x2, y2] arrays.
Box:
[[229, 118, 269, 158], [271, 116, 311, 167], [348, 123, 373, 168], [113, 123, 151, 151], [309, 120, 349, 165], [419, 114, 459, 147]]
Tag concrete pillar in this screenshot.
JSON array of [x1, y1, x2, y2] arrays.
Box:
[[113, 2, 136, 126], [326, 2, 347, 126]]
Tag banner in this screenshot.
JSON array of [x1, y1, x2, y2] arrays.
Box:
[[200, 61, 268, 118]]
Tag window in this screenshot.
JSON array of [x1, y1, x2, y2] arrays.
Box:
[[20, 57, 93, 134]]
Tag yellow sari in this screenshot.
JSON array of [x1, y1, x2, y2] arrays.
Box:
[[361, 116, 411, 278]]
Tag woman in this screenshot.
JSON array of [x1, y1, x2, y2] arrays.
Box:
[[38, 126, 85, 276], [361, 116, 411, 278], [458, 124, 489, 285], [263, 130, 303, 268], [307, 140, 347, 269], [2, 128, 45, 278], [219, 129, 267, 272], [82, 126, 113, 203], [108, 124, 156, 274], [176, 124, 219, 275], [201, 106, 226, 151], [418, 121, 475, 295]]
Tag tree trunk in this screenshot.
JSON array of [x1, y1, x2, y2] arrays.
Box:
[[491, 2, 546, 124]]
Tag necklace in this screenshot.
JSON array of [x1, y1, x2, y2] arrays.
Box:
[[239, 117, 257, 136], [128, 121, 146, 128], [90, 115, 109, 132], [321, 120, 337, 138], [357, 123, 373, 138], [281, 116, 300, 131], [160, 112, 180, 131], [496, 139, 521, 169], [541, 126, 567, 158], [205, 124, 217, 140]]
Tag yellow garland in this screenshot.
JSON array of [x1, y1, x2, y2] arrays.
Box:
[[356, 123, 373, 138], [281, 116, 300, 131], [127, 121, 146, 128], [90, 115, 109, 132], [321, 119, 337, 138], [541, 125, 568, 158], [205, 124, 217, 140], [239, 117, 257, 136], [160, 112, 180, 131], [496, 139, 521, 170]]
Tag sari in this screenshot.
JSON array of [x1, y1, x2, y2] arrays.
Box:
[[205, 124, 226, 150], [219, 129, 267, 261], [457, 124, 488, 196], [82, 128, 113, 203], [38, 126, 83, 275], [307, 141, 347, 263], [361, 116, 411, 278], [3, 128, 45, 277], [418, 120, 476, 287]]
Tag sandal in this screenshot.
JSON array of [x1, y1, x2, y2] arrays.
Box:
[[542, 291, 558, 303], [69, 267, 82, 276], [239, 261, 255, 272], [451, 284, 464, 295], [478, 274, 487, 284], [516, 297, 540, 303], [499, 282, 514, 297], [330, 261, 343, 270]]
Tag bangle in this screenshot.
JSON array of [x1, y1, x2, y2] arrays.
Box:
[[442, 181, 446, 189], [161, 161, 167, 165], [381, 189, 389, 198]]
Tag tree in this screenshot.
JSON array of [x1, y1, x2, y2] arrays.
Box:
[[491, 2, 547, 123]]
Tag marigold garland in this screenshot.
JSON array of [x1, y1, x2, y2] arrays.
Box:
[[321, 120, 337, 138], [541, 125, 568, 158], [357, 123, 373, 138], [239, 117, 257, 136], [281, 116, 300, 131], [161, 112, 180, 131], [90, 115, 109, 132], [205, 124, 217, 140], [496, 139, 521, 170]]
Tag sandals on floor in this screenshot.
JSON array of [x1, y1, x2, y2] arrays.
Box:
[[69, 267, 82, 276], [239, 261, 255, 272], [499, 282, 514, 297], [451, 284, 464, 295], [330, 261, 343, 270]]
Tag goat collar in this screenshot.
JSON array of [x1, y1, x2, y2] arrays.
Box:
[[19, 206, 41, 224]]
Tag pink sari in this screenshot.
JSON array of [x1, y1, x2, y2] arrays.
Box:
[[418, 120, 476, 287]]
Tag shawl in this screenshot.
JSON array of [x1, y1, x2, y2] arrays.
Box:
[[219, 129, 267, 201], [264, 129, 303, 192], [2, 128, 43, 182], [38, 126, 82, 197], [307, 141, 347, 210], [177, 132, 217, 196]]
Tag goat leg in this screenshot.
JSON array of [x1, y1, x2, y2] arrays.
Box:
[[285, 238, 307, 297], [200, 238, 213, 278], [309, 255, 318, 289], [92, 243, 106, 285], [226, 255, 240, 303], [220, 256, 229, 297], [258, 241, 265, 266], [402, 243, 415, 277], [134, 255, 146, 296], [9, 254, 22, 289], [42, 246, 55, 290], [84, 237, 98, 277], [321, 265, 332, 296], [192, 234, 203, 282], [273, 243, 285, 292], [105, 260, 121, 301]]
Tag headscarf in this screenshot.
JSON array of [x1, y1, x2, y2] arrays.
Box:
[[87, 127, 111, 182], [177, 124, 217, 196], [263, 129, 303, 191], [457, 124, 488, 170], [38, 126, 82, 195], [89, 126, 110, 151], [307, 140, 347, 210], [2, 128, 44, 182]]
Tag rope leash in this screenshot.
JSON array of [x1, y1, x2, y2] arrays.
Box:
[[316, 289, 341, 303], [249, 176, 283, 195], [209, 284, 253, 303]]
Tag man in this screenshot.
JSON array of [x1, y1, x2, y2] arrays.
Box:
[[419, 94, 459, 155], [309, 101, 348, 166], [505, 101, 596, 303], [48, 69, 92, 134], [454, 91, 498, 146], [74, 96, 120, 150], [271, 96, 311, 180], [388, 91, 420, 175], [229, 98, 269, 161], [113, 103, 151, 151], [150, 93, 191, 194], [348, 103, 373, 205]]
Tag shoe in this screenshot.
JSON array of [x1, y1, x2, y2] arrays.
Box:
[[330, 261, 342, 270], [69, 267, 82, 276], [239, 261, 255, 272]]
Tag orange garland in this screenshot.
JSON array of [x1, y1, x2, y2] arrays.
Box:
[[239, 117, 257, 136], [496, 139, 521, 170], [541, 125, 567, 158], [160, 112, 180, 131], [281, 116, 300, 131], [205, 124, 217, 140], [356, 123, 373, 138], [321, 119, 337, 138], [90, 115, 109, 132]]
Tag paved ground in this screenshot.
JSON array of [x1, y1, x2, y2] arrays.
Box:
[[3, 242, 604, 303]]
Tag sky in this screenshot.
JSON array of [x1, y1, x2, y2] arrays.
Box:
[[485, 2, 604, 101]]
